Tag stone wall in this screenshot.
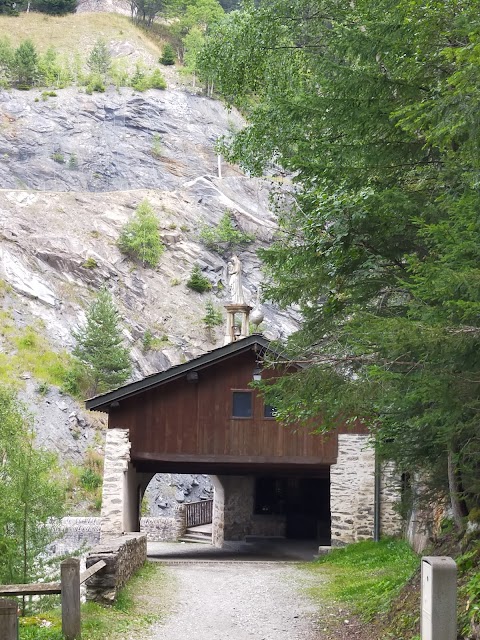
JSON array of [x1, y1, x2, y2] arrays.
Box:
[[101, 428, 131, 538], [86, 534, 147, 604], [250, 514, 286, 538], [380, 462, 403, 537], [330, 434, 376, 546], [141, 508, 186, 541], [220, 476, 255, 541]]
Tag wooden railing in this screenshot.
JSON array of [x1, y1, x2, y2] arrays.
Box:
[[185, 499, 213, 528], [0, 557, 106, 640]]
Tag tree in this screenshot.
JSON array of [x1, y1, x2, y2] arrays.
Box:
[[0, 386, 65, 605], [186, 264, 212, 293], [130, 0, 165, 26], [200, 0, 480, 522], [117, 199, 164, 267], [73, 288, 132, 396], [160, 43, 176, 65], [30, 0, 76, 14], [0, 0, 25, 14], [12, 39, 38, 87], [87, 38, 111, 77]]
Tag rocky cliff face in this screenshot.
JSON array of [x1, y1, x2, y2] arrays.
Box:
[[0, 84, 298, 514]]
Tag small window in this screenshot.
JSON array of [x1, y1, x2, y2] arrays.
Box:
[[232, 391, 252, 418], [264, 404, 276, 418]]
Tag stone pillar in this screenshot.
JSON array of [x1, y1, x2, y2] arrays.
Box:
[[211, 476, 225, 547], [215, 475, 255, 541], [380, 462, 403, 537], [100, 429, 152, 539], [101, 429, 131, 539], [223, 304, 253, 344], [330, 434, 376, 546]]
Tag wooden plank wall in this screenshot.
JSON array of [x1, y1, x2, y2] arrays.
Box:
[[108, 350, 340, 464]]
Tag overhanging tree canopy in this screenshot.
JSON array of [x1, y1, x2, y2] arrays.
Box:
[[199, 0, 480, 521]]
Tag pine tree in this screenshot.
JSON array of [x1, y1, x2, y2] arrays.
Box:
[[186, 264, 212, 293], [13, 39, 38, 87], [73, 288, 131, 395], [160, 43, 176, 65], [87, 38, 111, 76], [117, 200, 164, 267]]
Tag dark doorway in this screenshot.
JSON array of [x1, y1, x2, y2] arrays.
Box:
[[254, 475, 330, 542]]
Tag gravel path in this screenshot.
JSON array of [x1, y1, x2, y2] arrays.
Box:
[[149, 560, 321, 640]]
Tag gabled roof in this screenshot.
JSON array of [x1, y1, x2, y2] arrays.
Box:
[[86, 334, 274, 413]]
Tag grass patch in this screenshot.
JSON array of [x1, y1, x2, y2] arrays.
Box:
[[306, 538, 419, 622], [0, 12, 162, 57], [0, 314, 72, 388], [19, 561, 172, 640]]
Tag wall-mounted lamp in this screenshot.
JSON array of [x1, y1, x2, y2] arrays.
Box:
[[186, 371, 199, 383], [110, 401, 120, 409], [253, 367, 262, 382]]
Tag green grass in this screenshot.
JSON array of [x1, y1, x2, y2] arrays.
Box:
[[0, 314, 72, 388], [19, 561, 171, 640], [305, 538, 419, 621]]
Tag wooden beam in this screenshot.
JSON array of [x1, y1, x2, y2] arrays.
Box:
[[0, 583, 61, 596], [80, 560, 106, 584], [132, 451, 335, 465]]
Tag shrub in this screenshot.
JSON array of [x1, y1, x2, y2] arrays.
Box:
[[68, 153, 78, 169], [187, 264, 212, 293], [51, 151, 64, 163], [117, 199, 164, 267], [12, 39, 38, 88], [200, 210, 254, 253], [85, 73, 105, 93], [149, 68, 167, 89], [160, 43, 176, 66], [80, 467, 102, 491]]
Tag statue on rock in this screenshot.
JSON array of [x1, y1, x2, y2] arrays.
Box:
[[228, 255, 245, 305]]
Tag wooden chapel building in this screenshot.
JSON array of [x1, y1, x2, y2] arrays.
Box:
[[86, 333, 402, 546]]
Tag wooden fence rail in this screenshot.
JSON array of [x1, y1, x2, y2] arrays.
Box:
[[185, 499, 213, 528], [0, 558, 106, 640]]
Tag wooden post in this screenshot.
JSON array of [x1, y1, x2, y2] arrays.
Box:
[[0, 599, 18, 640], [61, 558, 81, 640]]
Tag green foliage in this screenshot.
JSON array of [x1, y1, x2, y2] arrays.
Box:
[[160, 42, 176, 65], [141, 328, 169, 352], [30, 0, 76, 14], [117, 199, 164, 267], [0, 0, 25, 14], [203, 300, 223, 329], [200, 0, 480, 519], [0, 386, 65, 595], [79, 467, 102, 491], [85, 73, 105, 93], [18, 561, 168, 638], [12, 39, 38, 87], [130, 63, 166, 91], [87, 38, 111, 76], [72, 288, 132, 396], [309, 539, 419, 622], [51, 152, 64, 163], [182, 26, 204, 75], [151, 133, 162, 158], [186, 264, 211, 293], [200, 210, 254, 253], [82, 257, 98, 269], [68, 153, 78, 169]]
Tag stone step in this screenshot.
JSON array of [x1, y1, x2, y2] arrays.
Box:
[[179, 534, 212, 544], [185, 527, 212, 539]]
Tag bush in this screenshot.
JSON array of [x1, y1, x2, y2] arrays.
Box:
[[117, 199, 164, 267], [200, 210, 254, 253], [149, 68, 167, 89], [85, 73, 105, 93], [87, 38, 111, 76], [160, 43, 176, 65], [187, 265, 212, 293]]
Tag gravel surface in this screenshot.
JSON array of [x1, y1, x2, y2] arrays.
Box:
[[150, 560, 321, 640]]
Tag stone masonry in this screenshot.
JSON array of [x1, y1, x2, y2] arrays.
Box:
[[100, 428, 131, 539], [330, 434, 376, 545], [86, 533, 147, 604]]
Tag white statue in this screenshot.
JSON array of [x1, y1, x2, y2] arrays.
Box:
[[228, 255, 245, 304]]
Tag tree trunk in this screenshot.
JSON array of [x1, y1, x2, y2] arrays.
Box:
[[447, 449, 466, 531]]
